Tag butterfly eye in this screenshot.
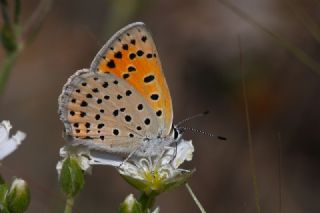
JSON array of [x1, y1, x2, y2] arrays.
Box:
[[173, 128, 179, 140]]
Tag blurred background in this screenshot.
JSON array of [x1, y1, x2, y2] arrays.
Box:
[[1, 0, 320, 212]]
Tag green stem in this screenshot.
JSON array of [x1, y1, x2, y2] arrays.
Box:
[[14, 0, 21, 24], [64, 197, 74, 213], [138, 192, 157, 212], [0, 0, 10, 24], [0, 50, 20, 94]]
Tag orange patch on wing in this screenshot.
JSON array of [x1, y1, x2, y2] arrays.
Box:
[[95, 26, 173, 135]]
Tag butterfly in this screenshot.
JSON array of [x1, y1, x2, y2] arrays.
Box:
[[58, 22, 183, 157]]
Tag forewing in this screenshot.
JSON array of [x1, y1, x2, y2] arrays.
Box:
[[90, 22, 173, 137]]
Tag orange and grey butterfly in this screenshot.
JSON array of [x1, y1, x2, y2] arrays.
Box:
[[58, 22, 176, 156]]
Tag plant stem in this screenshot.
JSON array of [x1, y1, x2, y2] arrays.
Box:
[[64, 197, 74, 213], [0, 50, 20, 94], [239, 38, 261, 213], [217, 0, 320, 75], [185, 183, 206, 213], [14, 0, 21, 24], [138, 192, 157, 212], [22, 0, 52, 45]]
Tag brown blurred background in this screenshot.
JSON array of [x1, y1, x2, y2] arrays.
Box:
[[1, 0, 320, 212]]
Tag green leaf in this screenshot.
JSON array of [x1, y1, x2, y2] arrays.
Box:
[[59, 156, 85, 198]]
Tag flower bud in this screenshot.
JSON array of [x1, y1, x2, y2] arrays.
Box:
[[151, 207, 160, 213], [119, 194, 143, 213], [6, 178, 30, 213], [0, 182, 8, 210], [59, 156, 85, 198]]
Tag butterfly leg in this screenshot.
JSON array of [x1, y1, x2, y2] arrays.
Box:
[[168, 141, 178, 165], [118, 146, 140, 168], [153, 149, 167, 170]]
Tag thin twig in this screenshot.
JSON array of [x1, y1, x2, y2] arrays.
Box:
[[277, 133, 283, 213], [0, 0, 10, 24], [185, 183, 207, 213], [14, 0, 21, 24], [22, 0, 52, 45], [0, 50, 20, 93], [285, 0, 320, 43], [216, 0, 320, 75], [238, 37, 261, 213]]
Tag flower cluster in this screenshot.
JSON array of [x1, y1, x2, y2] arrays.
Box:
[[57, 139, 195, 212]]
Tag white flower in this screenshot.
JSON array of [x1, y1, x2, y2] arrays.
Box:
[[0, 120, 26, 160], [56, 145, 124, 175], [119, 139, 194, 179], [56, 145, 92, 175], [118, 139, 194, 194], [57, 139, 194, 193]]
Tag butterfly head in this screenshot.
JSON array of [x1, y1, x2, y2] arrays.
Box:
[[172, 125, 184, 141]]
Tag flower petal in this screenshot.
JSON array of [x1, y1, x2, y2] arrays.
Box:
[[0, 121, 26, 160], [160, 139, 194, 168]]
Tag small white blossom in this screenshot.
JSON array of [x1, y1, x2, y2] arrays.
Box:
[[57, 139, 194, 193], [118, 139, 194, 193], [56, 145, 124, 175], [0, 120, 26, 160], [56, 145, 92, 175], [119, 139, 193, 179]]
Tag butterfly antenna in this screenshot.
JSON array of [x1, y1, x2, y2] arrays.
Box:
[[176, 110, 210, 127], [178, 126, 227, 141]]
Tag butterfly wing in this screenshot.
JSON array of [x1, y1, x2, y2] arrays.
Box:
[[58, 69, 162, 153], [90, 22, 173, 137]]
